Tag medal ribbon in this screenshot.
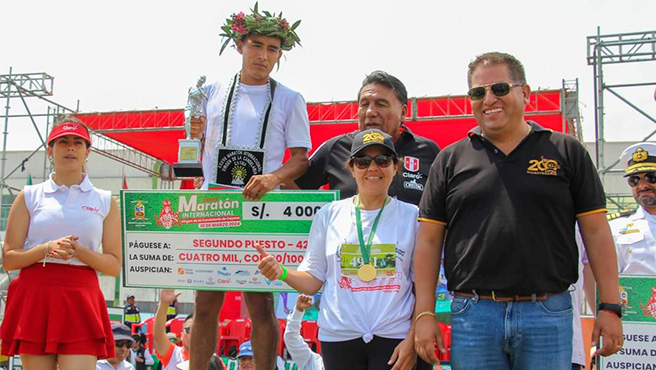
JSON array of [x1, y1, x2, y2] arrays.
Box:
[[354, 195, 388, 265]]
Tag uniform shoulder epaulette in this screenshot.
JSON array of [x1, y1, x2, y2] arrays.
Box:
[[607, 208, 636, 221]]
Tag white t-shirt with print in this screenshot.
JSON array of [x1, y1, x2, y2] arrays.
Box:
[[298, 197, 418, 343], [200, 78, 311, 190]]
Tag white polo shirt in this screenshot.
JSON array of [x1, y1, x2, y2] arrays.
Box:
[[23, 173, 111, 266]]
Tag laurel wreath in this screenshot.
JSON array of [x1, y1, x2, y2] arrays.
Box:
[[219, 2, 301, 55]]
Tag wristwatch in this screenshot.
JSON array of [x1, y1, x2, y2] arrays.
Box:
[[598, 303, 622, 318]]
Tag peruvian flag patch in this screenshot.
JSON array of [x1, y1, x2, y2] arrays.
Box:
[[404, 156, 419, 172]]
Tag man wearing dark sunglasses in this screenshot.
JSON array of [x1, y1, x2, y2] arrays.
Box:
[[96, 323, 135, 369], [607, 143, 656, 275], [414, 52, 623, 369], [581, 143, 656, 368], [293, 70, 440, 206]]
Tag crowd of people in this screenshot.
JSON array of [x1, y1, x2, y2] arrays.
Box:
[[1, 2, 653, 370]]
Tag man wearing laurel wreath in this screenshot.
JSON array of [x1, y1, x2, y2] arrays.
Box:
[[187, 4, 311, 370]]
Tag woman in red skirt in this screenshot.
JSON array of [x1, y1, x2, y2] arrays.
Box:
[[1, 116, 122, 370]]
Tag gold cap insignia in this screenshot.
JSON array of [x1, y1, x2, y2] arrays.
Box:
[[362, 132, 385, 144], [633, 147, 648, 162]]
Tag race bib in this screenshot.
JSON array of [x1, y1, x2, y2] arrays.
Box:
[[339, 243, 397, 279]]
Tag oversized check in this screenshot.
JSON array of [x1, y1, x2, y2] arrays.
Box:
[[599, 274, 656, 370], [121, 190, 338, 291]]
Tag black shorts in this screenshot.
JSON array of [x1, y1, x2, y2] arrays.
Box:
[[321, 336, 432, 370]]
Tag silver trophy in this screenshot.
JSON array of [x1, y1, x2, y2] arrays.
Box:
[[174, 76, 207, 178]]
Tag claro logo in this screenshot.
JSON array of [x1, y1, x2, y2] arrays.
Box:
[[82, 205, 100, 213]]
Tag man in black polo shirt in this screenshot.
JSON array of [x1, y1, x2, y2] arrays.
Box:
[[413, 52, 623, 369], [294, 70, 440, 205]]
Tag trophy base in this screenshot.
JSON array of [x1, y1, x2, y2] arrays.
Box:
[[173, 162, 203, 178]]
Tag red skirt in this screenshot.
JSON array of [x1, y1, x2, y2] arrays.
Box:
[[0, 263, 115, 359]]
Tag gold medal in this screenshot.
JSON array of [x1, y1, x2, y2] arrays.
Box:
[[357, 264, 377, 282]]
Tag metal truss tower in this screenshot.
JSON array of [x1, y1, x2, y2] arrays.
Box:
[[0, 69, 60, 228], [0, 69, 171, 229], [587, 29, 656, 182], [562, 79, 582, 140]]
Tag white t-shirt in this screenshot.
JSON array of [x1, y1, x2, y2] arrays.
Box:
[[298, 197, 418, 343], [159, 343, 186, 370], [23, 173, 111, 266], [200, 77, 311, 190]]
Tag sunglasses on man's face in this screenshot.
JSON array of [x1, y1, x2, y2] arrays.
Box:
[[351, 154, 394, 169], [628, 172, 656, 187], [467, 82, 524, 101], [115, 340, 133, 348]]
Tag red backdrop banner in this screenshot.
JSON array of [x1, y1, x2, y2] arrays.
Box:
[[76, 90, 566, 165]]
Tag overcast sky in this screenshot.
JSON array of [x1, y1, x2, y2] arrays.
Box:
[[1, 0, 655, 151]]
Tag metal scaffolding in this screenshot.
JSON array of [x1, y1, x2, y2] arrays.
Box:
[[0, 68, 174, 229], [587, 29, 656, 185], [0, 69, 61, 229], [562, 79, 582, 140], [90, 131, 173, 180]]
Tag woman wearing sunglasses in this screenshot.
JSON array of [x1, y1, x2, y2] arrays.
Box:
[[257, 128, 426, 370], [1, 116, 122, 370]]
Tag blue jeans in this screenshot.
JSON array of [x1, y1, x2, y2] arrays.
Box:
[[450, 292, 573, 370]]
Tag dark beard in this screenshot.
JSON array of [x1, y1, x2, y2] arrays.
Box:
[[637, 194, 656, 207]]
